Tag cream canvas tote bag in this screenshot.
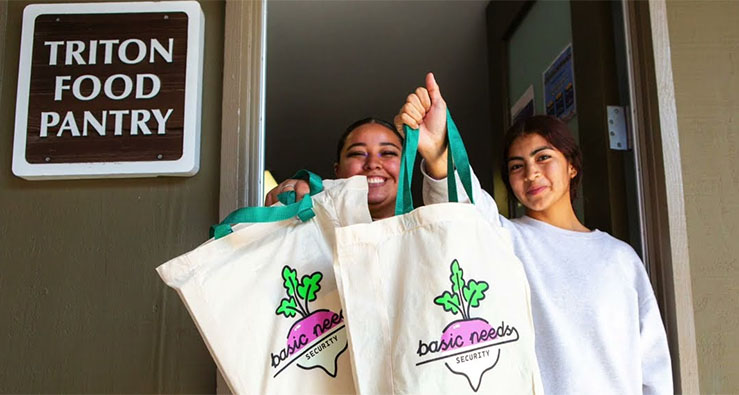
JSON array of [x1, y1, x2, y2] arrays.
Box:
[[333, 112, 544, 394], [157, 173, 370, 394]]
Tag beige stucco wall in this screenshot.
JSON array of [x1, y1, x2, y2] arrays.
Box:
[[0, 0, 224, 391], [666, 1, 739, 393]]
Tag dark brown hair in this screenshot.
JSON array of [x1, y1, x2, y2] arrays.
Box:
[[501, 115, 583, 202], [335, 118, 403, 163]]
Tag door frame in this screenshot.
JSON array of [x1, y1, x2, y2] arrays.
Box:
[[219, 0, 267, 220], [217, 0, 267, 393], [486, 0, 698, 391], [624, 1, 699, 392]]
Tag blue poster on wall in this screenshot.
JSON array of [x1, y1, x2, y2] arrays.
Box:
[[543, 44, 576, 121]]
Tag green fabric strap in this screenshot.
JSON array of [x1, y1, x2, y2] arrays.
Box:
[[210, 169, 323, 239], [277, 169, 324, 205], [446, 110, 475, 205], [395, 123, 419, 215], [394, 109, 474, 216]]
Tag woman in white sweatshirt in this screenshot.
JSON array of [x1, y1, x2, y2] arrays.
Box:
[[395, 73, 673, 394]]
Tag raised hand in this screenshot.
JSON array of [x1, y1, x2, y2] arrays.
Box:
[[393, 72, 449, 179]]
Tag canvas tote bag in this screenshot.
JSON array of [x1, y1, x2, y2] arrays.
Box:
[[157, 172, 371, 394], [333, 111, 544, 394]]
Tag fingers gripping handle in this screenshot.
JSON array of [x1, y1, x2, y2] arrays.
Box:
[[394, 109, 474, 216], [276, 169, 324, 205], [211, 170, 324, 239]]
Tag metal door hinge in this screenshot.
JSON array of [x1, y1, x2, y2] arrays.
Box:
[[607, 106, 630, 151]]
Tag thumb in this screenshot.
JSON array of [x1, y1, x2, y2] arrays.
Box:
[[426, 72, 443, 103]]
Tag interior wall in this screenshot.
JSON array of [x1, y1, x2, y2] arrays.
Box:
[[508, 0, 575, 133], [666, 1, 739, 393], [0, 0, 223, 392], [266, 0, 493, 195]]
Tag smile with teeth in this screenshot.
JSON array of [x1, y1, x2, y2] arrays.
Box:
[[367, 176, 386, 186]]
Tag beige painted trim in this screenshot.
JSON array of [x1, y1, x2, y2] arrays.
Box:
[[648, 1, 699, 393], [219, 0, 266, 220], [217, 0, 266, 392]]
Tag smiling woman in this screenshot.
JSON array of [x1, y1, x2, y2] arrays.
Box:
[[333, 118, 402, 219], [265, 117, 403, 220], [502, 116, 587, 231]]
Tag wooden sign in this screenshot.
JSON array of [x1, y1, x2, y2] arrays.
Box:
[[12, 2, 204, 180]]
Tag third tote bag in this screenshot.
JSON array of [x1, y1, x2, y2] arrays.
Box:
[[333, 111, 544, 394]]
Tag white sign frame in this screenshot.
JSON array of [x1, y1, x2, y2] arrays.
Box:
[[12, 1, 205, 180]]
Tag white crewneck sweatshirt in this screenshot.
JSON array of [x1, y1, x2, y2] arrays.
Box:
[[422, 167, 673, 395]]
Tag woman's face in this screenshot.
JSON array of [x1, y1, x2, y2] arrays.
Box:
[[335, 123, 402, 219], [506, 133, 576, 215]]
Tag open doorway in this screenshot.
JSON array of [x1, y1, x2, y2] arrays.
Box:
[[265, 0, 495, 207]]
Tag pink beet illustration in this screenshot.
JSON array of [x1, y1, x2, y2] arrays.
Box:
[[439, 318, 493, 350], [286, 310, 337, 348], [275, 265, 347, 377], [433, 259, 499, 391]]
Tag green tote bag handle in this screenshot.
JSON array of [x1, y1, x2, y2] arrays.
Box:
[[275, 169, 324, 205], [394, 109, 475, 216], [210, 170, 324, 239]]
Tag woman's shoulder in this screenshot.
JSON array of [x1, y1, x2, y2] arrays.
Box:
[[590, 231, 651, 291], [507, 216, 643, 264], [591, 230, 642, 261], [506, 215, 609, 241]]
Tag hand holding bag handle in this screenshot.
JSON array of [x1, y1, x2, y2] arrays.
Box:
[[275, 169, 324, 205], [210, 170, 324, 239], [394, 109, 475, 216]]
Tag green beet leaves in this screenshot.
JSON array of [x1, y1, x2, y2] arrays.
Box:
[[434, 291, 462, 315], [282, 266, 299, 297], [297, 272, 322, 302], [433, 259, 490, 320], [276, 265, 324, 319], [463, 279, 488, 308], [276, 297, 299, 318]]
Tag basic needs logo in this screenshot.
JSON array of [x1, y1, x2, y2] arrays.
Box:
[[270, 265, 347, 378], [416, 259, 520, 392]]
